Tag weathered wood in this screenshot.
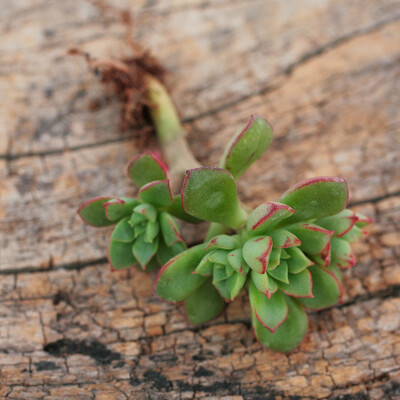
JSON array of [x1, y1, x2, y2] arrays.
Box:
[[1, 0, 400, 398]]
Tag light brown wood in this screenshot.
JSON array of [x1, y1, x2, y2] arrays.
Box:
[[1, 0, 400, 398]]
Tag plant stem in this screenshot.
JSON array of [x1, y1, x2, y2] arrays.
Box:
[[205, 223, 230, 241], [146, 76, 201, 192]]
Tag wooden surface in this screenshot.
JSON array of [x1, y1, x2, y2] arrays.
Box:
[[1, 0, 400, 398]]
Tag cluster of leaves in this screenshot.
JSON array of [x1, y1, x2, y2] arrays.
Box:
[[153, 116, 371, 352], [78, 115, 371, 353], [78, 152, 198, 271]]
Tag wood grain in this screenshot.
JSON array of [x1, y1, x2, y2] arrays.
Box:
[[1, 0, 400, 398]]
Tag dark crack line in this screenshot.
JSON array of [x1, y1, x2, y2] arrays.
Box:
[[0, 257, 108, 275], [1, 14, 400, 161], [348, 190, 400, 207], [283, 13, 400, 76]]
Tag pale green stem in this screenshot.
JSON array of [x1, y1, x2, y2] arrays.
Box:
[[146, 76, 201, 192], [145, 76, 248, 240]]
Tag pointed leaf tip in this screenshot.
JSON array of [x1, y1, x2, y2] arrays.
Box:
[[280, 177, 349, 224], [277, 269, 313, 298], [139, 179, 173, 208], [182, 167, 246, 228], [220, 116, 274, 179], [127, 151, 167, 189], [205, 234, 240, 251], [243, 236, 273, 274], [249, 281, 288, 333], [78, 197, 116, 227], [104, 197, 140, 221], [252, 296, 308, 352], [247, 202, 294, 234], [297, 265, 343, 310], [160, 212, 183, 247]]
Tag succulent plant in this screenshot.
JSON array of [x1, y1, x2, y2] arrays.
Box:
[[77, 151, 199, 271], [77, 54, 371, 352], [154, 116, 372, 352]]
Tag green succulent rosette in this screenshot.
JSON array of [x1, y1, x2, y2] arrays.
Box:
[[78, 151, 198, 271], [153, 116, 372, 352]]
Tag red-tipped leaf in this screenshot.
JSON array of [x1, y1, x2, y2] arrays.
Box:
[[127, 152, 167, 189], [249, 280, 289, 333], [78, 197, 115, 227], [139, 179, 173, 208], [154, 244, 207, 303], [297, 264, 343, 310], [104, 197, 140, 221], [279, 177, 349, 224], [242, 236, 273, 274], [276, 269, 313, 298], [220, 115, 274, 179], [182, 167, 246, 229], [247, 202, 294, 235]]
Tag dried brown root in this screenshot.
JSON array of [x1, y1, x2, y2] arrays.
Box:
[[68, 4, 167, 132]]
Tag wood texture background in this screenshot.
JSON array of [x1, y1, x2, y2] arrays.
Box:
[[1, 0, 400, 398]]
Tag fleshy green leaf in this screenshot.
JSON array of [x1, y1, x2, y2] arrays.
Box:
[[227, 272, 247, 300], [331, 237, 356, 268], [165, 195, 202, 224], [252, 296, 308, 352], [341, 225, 363, 242], [208, 250, 230, 266], [127, 152, 167, 189], [309, 242, 331, 268], [287, 223, 333, 255], [251, 270, 278, 298], [129, 212, 147, 227], [297, 265, 343, 310], [139, 179, 173, 208], [267, 247, 282, 271], [247, 202, 294, 235], [242, 236, 273, 274], [269, 229, 301, 248], [132, 235, 159, 268], [279, 177, 349, 224], [249, 280, 288, 333], [154, 244, 207, 303], [134, 223, 146, 238], [103, 197, 140, 221], [141, 256, 159, 272], [193, 252, 215, 276], [156, 239, 186, 266], [144, 220, 160, 243], [214, 271, 246, 301], [133, 203, 157, 222], [184, 280, 225, 325], [355, 212, 373, 228], [78, 197, 115, 227], [213, 264, 232, 282], [267, 261, 289, 283], [205, 234, 240, 251], [111, 217, 135, 243], [108, 240, 136, 270], [286, 247, 314, 274], [159, 212, 183, 247], [219, 116, 274, 179], [227, 249, 249, 276], [277, 269, 313, 298], [316, 209, 359, 237], [280, 250, 290, 260], [182, 167, 246, 229]]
